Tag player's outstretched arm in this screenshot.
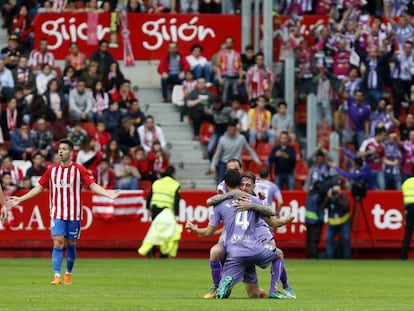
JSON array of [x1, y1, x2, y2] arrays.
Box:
[[265, 213, 295, 228], [0, 205, 7, 224], [234, 201, 275, 216], [206, 191, 249, 206], [7, 185, 44, 208], [186, 221, 216, 237], [89, 183, 121, 200]]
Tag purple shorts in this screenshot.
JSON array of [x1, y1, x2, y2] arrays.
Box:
[[220, 244, 279, 286]]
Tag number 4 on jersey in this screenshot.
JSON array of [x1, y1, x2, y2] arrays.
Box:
[[235, 211, 249, 229]]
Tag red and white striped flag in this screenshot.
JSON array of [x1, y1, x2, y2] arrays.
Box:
[[92, 190, 145, 221]]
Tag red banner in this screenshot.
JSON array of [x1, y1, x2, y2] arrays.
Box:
[[0, 190, 408, 258], [33, 13, 241, 60]]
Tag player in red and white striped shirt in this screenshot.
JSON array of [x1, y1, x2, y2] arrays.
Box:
[[7, 139, 119, 285]]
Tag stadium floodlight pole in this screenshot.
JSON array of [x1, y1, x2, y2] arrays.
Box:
[[254, 0, 260, 53], [241, 0, 252, 52], [306, 93, 317, 160], [262, 0, 273, 70]]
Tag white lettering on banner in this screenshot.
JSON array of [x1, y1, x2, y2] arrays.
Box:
[[177, 198, 211, 223], [276, 200, 307, 234], [372, 204, 403, 230], [25, 205, 47, 231], [41, 17, 110, 50], [141, 17, 216, 50], [81, 205, 93, 230], [2, 205, 95, 232]]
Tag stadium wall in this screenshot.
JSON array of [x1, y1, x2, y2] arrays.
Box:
[[0, 190, 410, 259]]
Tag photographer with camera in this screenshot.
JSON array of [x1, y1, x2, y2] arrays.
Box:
[[322, 183, 351, 259], [329, 147, 376, 191]]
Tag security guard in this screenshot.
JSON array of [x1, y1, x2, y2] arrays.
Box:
[[138, 166, 182, 258], [147, 166, 181, 220], [401, 166, 414, 259]]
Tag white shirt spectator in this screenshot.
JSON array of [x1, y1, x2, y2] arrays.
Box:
[[137, 124, 167, 153], [0, 66, 14, 89]]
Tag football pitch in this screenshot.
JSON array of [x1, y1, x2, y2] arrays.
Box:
[[0, 258, 413, 311]]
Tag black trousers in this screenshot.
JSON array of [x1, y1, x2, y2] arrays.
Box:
[[401, 204, 414, 259], [306, 223, 323, 259]]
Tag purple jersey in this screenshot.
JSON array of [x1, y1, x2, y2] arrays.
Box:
[[209, 195, 265, 258], [255, 179, 282, 207]]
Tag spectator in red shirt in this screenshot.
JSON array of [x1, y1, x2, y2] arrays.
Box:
[[93, 157, 116, 189], [11, 5, 34, 52], [111, 79, 136, 111], [147, 140, 169, 181], [157, 41, 190, 103], [133, 146, 151, 180], [94, 120, 111, 154]]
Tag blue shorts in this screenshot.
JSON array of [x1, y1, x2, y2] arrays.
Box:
[[50, 219, 81, 240]]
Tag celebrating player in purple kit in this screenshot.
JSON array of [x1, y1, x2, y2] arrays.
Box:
[[186, 169, 290, 299], [255, 166, 283, 215]]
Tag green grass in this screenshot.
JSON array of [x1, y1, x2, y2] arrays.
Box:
[[0, 258, 413, 310]]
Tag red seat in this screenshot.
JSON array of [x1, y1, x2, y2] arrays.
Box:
[[295, 103, 307, 126], [199, 122, 215, 145], [288, 141, 302, 162], [256, 142, 275, 162], [206, 85, 219, 98], [248, 161, 268, 176], [242, 143, 255, 164], [82, 122, 97, 136], [294, 160, 308, 189], [139, 180, 153, 194]]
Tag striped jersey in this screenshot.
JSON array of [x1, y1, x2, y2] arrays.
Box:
[[38, 162, 95, 221]]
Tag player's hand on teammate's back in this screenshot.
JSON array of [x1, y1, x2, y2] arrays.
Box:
[[234, 200, 252, 212], [230, 190, 250, 201]]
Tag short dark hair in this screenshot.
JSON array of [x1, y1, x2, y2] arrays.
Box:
[[59, 138, 74, 150], [258, 166, 269, 179], [278, 100, 287, 108], [227, 119, 238, 127], [99, 39, 109, 46], [226, 158, 242, 170], [162, 166, 176, 178], [190, 43, 202, 52], [374, 126, 387, 136], [224, 168, 241, 188], [354, 157, 363, 168], [245, 44, 254, 51], [315, 150, 325, 158]]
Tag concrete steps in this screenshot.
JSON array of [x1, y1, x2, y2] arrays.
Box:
[[138, 87, 216, 190]]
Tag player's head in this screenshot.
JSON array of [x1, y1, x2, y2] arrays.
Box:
[[240, 171, 256, 194], [226, 158, 242, 171], [58, 138, 74, 162], [258, 166, 269, 179], [224, 168, 241, 190]]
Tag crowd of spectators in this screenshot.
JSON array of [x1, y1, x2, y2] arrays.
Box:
[[0, 18, 173, 198], [3, 0, 414, 194], [156, 1, 414, 192]]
